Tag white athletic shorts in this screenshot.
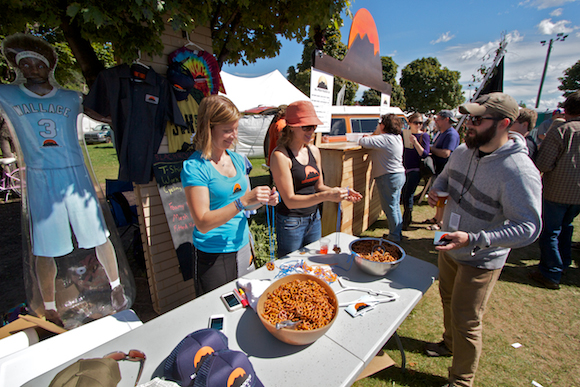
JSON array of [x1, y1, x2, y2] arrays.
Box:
[[27, 165, 109, 257]]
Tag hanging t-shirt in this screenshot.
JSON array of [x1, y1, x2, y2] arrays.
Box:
[[83, 64, 186, 184], [166, 95, 199, 153], [180, 150, 249, 253]]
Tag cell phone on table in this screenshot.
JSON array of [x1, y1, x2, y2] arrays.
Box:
[[208, 314, 225, 331], [220, 291, 243, 312]]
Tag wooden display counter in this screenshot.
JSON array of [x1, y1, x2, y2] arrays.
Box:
[[318, 142, 382, 237]]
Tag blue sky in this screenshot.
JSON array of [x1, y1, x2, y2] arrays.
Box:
[[223, 0, 580, 112]]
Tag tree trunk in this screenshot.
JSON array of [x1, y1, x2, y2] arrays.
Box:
[[60, 15, 104, 89]]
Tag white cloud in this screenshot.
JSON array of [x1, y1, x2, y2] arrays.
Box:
[[536, 18, 578, 34], [550, 7, 563, 15], [434, 29, 577, 109], [520, 0, 577, 10], [457, 31, 523, 61], [431, 32, 455, 45]]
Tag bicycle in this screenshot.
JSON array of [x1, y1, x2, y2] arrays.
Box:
[[0, 157, 21, 201]]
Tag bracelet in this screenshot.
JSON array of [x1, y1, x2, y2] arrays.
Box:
[[234, 198, 244, 212]]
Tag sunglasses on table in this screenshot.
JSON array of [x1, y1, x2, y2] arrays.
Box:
[[467, 116, 504, 126], [105, 349, 146, 386], [302, 125, 317, 131]]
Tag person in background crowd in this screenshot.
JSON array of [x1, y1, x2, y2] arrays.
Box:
[[270, 100, 361, 257], [401, 112, 430, 230], [509, 108, 538, 159], [422, 110, 460, 230], [530, 91, 580, 290], [181, 95, 278, 295], [423, 93, 542, 387], [359, 114, 406, 241], [535, 108, 564, 145]]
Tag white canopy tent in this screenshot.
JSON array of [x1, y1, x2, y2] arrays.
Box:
[[220, 70, 309, 112], [220, 70, 310, 158]]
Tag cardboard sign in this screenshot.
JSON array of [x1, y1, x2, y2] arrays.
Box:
[[152, 152, 194, 281]]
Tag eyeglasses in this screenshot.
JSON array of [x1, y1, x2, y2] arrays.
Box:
[[105, 350, 146, 386], [302, 125, 316, 131], [411, 121, 423, 125], [468, 116, 504, 126]]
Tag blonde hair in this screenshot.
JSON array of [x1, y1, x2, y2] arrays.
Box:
[[193, 95, 241, 159]]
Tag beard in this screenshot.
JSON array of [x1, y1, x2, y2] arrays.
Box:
[[465, 122, 498, 149]]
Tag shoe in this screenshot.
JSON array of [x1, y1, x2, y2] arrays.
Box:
[[44, 309, 64, 327], [427, 223, 442, 231], [529, 271, 560, 290], [111, 285, 129, 310], [421, 217, 437, 225], [424, 340, 452, 357]]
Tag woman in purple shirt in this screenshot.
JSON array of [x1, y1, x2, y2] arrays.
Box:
[[402, 113, 430, 230]]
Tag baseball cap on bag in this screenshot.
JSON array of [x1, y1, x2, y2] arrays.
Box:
[[167, 62, 195, 101], [164, 328, 229, 385], [459, 92, 519, 122], [193, 349, 264, 387]]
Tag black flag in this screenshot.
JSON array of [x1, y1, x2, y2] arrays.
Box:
[[479, 56, 504, 95]]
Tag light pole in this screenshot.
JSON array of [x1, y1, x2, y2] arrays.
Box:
[[535, 33, 568, 109]]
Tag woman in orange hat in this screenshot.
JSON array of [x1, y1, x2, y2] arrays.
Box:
[[270, 100, 362, 257]]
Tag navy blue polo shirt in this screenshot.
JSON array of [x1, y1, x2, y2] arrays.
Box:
[[84, 64, 186, 184]]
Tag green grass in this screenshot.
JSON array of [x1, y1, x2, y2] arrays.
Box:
[[84, 143, 120, 187], [88, 151, 580, 387]]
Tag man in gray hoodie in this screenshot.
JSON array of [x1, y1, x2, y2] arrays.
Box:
[[423, 93, 542, 387]]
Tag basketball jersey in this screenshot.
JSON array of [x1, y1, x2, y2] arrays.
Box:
[[0, 84, 84, 169]]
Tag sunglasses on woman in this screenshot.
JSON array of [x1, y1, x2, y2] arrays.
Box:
[[105, 350, 146, 386], [411, 121, 423, 125], [302, 125, 317, 131], [468, 116, 504, 126]]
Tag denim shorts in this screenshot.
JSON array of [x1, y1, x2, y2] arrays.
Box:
[[275, 209, 321, 257]]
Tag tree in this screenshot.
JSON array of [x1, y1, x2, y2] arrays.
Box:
[[558, 60, 580, 97], [359, 56, 405, 109], [0, 0, 349, 87], [287, 24, 358, 105], [400, 57, 464, 113]]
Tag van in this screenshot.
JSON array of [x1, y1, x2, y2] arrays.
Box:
[[329, 106, 408, 137]]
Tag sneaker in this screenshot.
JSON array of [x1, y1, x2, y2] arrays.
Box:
[[529, 271, 560, 290], [424, 340, 452, 357]]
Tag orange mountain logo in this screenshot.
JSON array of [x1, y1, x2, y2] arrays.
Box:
[[42, 139, 58, 147], [302, 165, 320, 184], [194, 346, 215, 368], [227, 367, 249, 387], [348, 8, 380, 55], [233, 183, 242, 193]]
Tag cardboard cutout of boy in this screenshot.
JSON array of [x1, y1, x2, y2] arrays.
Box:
[[0, 34, 132, 327]]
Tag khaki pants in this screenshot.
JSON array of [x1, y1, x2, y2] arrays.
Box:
[[438, 251, 502, 387]]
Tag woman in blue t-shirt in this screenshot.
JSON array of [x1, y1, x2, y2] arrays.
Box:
[[270, 101, 362, 257], [181, 95, 278, 295]]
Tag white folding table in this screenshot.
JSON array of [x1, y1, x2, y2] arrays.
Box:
[[25, 233, 438, 387]]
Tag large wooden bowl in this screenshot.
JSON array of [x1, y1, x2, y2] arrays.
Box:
[[349, 238, 406, 276], [256, 274, 339, 346]]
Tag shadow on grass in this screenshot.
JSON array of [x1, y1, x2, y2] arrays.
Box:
[[359, 335, 449, 387]]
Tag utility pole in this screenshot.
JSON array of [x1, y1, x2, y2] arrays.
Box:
[[535, 33, 568, 109]]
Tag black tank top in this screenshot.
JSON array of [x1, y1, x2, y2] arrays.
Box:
[[277, 145, 320, 216]]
